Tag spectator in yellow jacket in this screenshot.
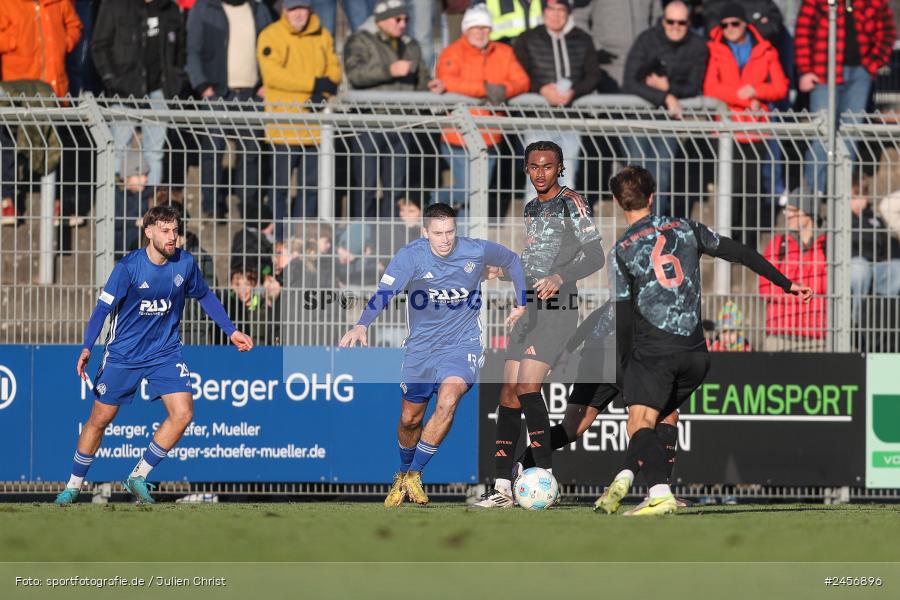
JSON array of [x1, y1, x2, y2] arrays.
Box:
[[257, 0, 341, 240]]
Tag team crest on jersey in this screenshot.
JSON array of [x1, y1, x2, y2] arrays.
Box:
[[139, 299, 173, 316], [96, 383, 107, 396], [464, 261, 476, 273], [174, 274, 184, 288]]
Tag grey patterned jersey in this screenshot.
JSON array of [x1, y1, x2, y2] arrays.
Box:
[[612, 214, 721, 355], [521, 187, 601, 287]]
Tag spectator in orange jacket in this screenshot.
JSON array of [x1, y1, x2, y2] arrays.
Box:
[[429, 3, 530, 218], [0, 0, 82, 98], [760, 190, 828, 351], [704, 2, 788, 250]]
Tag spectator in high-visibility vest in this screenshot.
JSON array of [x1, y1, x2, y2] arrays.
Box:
[[476, 0, 542, 44]]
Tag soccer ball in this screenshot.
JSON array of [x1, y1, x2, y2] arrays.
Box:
[[513, 467, 560, 510]]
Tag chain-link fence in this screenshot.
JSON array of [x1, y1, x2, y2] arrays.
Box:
[[1, 90, 898, 352]]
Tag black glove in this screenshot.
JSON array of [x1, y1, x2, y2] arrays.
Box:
[[312, 77, 338, 97], [596, 48, 618, 65], [484, 82, 507, 105]]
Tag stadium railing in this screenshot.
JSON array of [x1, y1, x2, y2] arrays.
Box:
[[1, 90, 899, 353]]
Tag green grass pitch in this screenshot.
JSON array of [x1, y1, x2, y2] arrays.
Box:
[[4, 502, 900, 600], [3, 501, 900, 563]]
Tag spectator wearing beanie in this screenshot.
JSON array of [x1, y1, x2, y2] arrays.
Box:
[[430, 4, 530, 217]]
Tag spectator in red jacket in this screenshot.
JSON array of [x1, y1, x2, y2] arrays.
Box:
[[760, 190, 828, 351], [704, 2, 788, 250], [430, 3, 530, 218], [796, 0, 896, 192]]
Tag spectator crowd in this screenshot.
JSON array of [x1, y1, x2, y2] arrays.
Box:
[[2, 0, 900, 349]]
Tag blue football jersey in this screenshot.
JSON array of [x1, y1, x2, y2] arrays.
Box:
[[358, 237, 525, 352], [97, 248, 209, 367]]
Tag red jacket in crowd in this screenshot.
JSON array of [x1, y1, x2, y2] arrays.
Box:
[[795, 0, 896, 84], [436, 36, 530, 147], [0, 0, 82, 97], [760, 232, 829, 339], [704, 23, 789, 142]]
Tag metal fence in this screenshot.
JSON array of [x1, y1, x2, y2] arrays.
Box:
[[1, 91, 899, 352]]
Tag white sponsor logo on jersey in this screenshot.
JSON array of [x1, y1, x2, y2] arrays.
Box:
[[423, 272, 434, 279], [139, 281, 150, 289], [380, 273, 396, 286], [428, 287, 469, 303], [99, 291, 115, 305], [139, 298, 173, 316]]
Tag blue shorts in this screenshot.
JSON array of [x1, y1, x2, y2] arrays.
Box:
[[400, 344, 483, 404], [93, 355, 193, 406]]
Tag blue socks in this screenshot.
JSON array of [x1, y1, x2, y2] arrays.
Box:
[[399, 443, 416, 471], [72, 451, 94, 477], [409, 441, 439, 473]]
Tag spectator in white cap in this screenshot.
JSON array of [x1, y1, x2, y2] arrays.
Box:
[[429, 3, 530, 218]]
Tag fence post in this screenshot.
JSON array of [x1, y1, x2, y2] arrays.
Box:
[[318, 104, 334, 221], [826, 0, 838, 199], [80, 94, 115, 299], [450, 105, 489, 240], [38, 171, 56, 284], [829, 139, 853, 352], [714, 112, 733, 296]]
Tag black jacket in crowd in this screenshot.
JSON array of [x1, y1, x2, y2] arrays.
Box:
[[852, 207, 900, 263], [514, 23, 600, 103], [623, 24, 709, 107], [91, 0, 188, 98]]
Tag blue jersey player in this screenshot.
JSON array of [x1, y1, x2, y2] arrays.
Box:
[[339, 203, 527, 507], [55, 205, 253, 505]]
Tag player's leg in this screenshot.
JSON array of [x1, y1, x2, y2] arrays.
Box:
[[403, 377, 470, 505], [599, 357, 677, 516], [385, 398, 427, 508], [657, 410, 679, 483], [55, 400, 120, 504], [124, 390, 193, 504], [517, 383, 603, 469], [472, 360, 521, 508], [516, 357, 554, 470]]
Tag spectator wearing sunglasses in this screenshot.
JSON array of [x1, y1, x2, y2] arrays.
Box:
[[704, 1, 788, 250], [621, 0, 708, 218]]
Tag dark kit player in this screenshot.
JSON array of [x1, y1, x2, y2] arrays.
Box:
[[513, 301, 683, 500], [599, 166, 811, 516], [474, 140, 604, 509]]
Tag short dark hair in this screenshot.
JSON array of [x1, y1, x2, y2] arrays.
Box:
[[423, 202, 456, 228], [143, 204, 181, 230], [609, 166, 656, 211], [523, 140, 564, 168]]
